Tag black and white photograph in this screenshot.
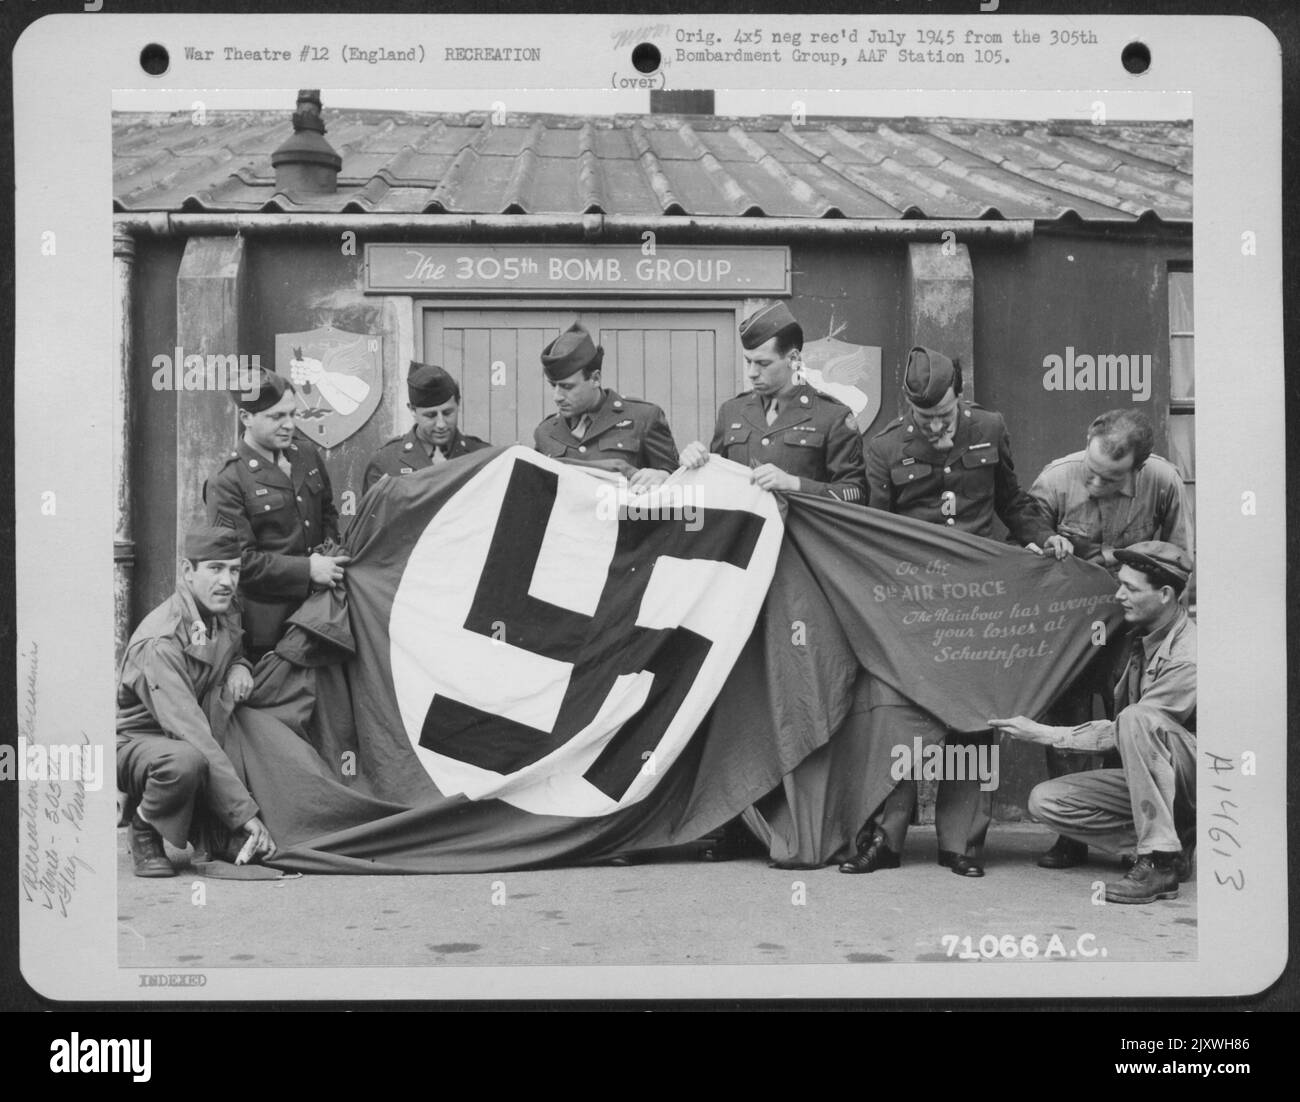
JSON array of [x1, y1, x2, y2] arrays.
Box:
[[6, 9, 1288, 1015], [106, 82, 1201, 967]]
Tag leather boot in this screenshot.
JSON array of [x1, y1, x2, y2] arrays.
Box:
[[1105, 852, 1179, 903], [128, 813, 176, 878], [1121, 844, 1194, 883]]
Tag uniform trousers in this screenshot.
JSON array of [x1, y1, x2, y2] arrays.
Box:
[[1027, 703, 1195, 856], [117, 734, 210, 849], [867, 702, 992, 859]]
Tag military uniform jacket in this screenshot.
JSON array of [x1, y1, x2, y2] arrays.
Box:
[[362, 427, 491, 494], [204, 433, 340, 649], [116, 584, 259, 832], [865, 401, 1051, 545], [710, 384, 867, 503], [1066, 609, 1196, 752], [534, 389, 679, 474]]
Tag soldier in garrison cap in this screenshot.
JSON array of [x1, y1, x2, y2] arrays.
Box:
[[203, 368, 347, 659], [994, 541, 1197, 904], [681, 300, 868, 503], [363, 361, 491, 494], [116, 526, 276, 877], [533, 321, 679, 488], [841, 345, 1055, 880], [679, 301, 867, 865]]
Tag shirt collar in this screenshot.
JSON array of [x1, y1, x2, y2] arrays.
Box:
[[568, 389, 608, 431], [1138, 606, 1187, 661], [174, 584, 225, 664], [420, 431, 457, 458]]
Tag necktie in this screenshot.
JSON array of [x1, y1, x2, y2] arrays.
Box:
[[276, 451, 293, 479], [572, 414, 591, 440], [431, 447, 447, 465], [765, 401, 779, 426]]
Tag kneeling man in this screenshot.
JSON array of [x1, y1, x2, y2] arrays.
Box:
[[117, 526, 276, 876], [991, 541, 1195, 903]]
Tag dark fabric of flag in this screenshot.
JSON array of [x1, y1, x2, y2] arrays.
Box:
[[210, 448, 1123, 873], [744, 495, 1127, 867]]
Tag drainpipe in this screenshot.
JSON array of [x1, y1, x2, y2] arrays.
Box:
[[113, 226, 136, 663]]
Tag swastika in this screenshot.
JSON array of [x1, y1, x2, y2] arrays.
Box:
[[420, 461, 764, 799]]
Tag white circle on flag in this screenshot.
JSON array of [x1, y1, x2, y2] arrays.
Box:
[[389, 447, 782, 818]]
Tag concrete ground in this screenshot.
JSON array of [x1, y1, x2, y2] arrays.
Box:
[[116, 822, 1196, 970]]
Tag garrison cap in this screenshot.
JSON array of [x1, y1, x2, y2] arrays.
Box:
[[407, 361, 459, 407], [739, 301, 799, 350], [184, 525, 242, 562], [234, 367, 291, 413], [903, 346, 958, 409], [541, 322, 603, 380], [1114, 541, 1194, 585]]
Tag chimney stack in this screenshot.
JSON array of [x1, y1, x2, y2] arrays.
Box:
[[650, 89, 715, 115], [272, 90, 342, 194]]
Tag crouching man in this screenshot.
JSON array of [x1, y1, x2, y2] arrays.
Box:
[[117, 526, 276, 877], [990, 541, 1195, 903]]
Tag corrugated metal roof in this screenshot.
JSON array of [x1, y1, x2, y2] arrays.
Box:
[[112, 110, 1191, 223]]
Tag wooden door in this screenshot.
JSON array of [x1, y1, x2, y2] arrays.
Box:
[[422, 308, 740, 450]]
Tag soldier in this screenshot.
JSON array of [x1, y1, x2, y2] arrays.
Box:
[[117, 526, 275, 877], [204, 368, 348, 659], [840, 345, 1053, 878], [362, 361, 490, 494], [1027, 408, 1192, 870], [679, 301, 865, 864], [680, 300, 867, 504], [533, 321, 679, 489], [993, 541, 1196, 903]]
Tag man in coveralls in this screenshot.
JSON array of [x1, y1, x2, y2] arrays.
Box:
[[993, 541, 1196, 903]]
